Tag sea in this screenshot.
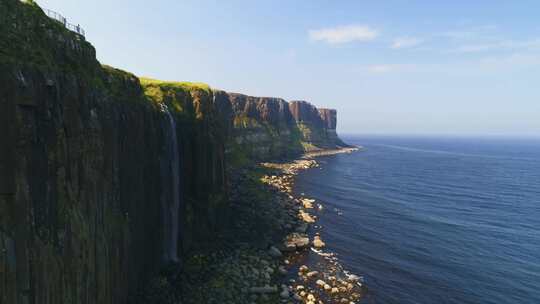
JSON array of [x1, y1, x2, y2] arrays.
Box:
[[293, 135, 540, 304]]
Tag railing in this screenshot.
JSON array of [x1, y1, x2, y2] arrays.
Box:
[[43, 8, 85, 37], [18, 0, 85, 37]]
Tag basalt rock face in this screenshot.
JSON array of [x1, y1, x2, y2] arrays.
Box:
[[222, 95, 346, 163], [289, 100, 325, 129], [223, 92, 303, 163], [0, 1, 345, 303], [0, 1, 227, 303], [139, 80, 229, 253], [0, 64, 164, 304], [289, 101, 346, 149], [318, 108, 346, 147], [318, 108, 337, 130]]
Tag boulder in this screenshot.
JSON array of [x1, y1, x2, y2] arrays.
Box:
[[313, 236, 326, 248], [284, 233, 310, 251], [306, 271, 319, 278]]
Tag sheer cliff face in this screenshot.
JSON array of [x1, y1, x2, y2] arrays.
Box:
[[289, 101, 345, 149], [289, 100, 325, 128], [0, 2, 227, 303], [318, 108, 337, 130], [223, 96, 346, 162], [0, 68, 228, 304], [0, 64, 162, 303], [223, 93, 304, 162], [227, 93, 295, 128], [0, 1, 345, 303]]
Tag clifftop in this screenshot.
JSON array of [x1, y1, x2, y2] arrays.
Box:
[[0, 0, 96, 72]]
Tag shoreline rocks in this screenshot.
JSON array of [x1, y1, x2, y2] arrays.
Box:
[[259, 147, 366, 304], [284, 233, 310, 251], [176, 146, 363, 303], [313, 235, 326, 248]]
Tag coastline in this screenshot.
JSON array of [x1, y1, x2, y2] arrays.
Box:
[[262, 146, 365, 304], [150, 146, 363, 304], [303, 146, 362, 159]]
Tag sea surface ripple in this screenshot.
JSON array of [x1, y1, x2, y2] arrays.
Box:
[[294, 136, 540, 304]]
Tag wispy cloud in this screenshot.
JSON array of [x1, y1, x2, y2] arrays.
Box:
[[441, 25, 498, 40], [435, 24, 540, 55], [478, 52, 540, 68], [450, 39, 540, 53], [391, 37, 423, 49], [364, 53, 540, 76], [365, 53, 540, 75], [309, 25, 378, 44], [451, 43, 501, 53]]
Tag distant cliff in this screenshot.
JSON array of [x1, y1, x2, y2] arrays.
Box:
[[0, 1, 348, 303], [220, 94, 294, 162], [219, 94, 347, 164], [289, 101, 347, 150]]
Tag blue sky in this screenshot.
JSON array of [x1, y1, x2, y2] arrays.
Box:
[[36, 0, 540, 136]]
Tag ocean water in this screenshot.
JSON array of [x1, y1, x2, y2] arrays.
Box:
[[294, 136, 540, 304]]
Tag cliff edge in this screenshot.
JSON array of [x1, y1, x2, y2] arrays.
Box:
[[0, 1, 350, 303]]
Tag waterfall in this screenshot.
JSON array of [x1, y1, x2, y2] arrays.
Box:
[[160, 104, 180, 263]]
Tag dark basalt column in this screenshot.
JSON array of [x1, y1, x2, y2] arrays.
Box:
[[0, 72, 16, 195]]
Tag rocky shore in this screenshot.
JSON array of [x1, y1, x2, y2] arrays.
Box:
[[142, 146, 363, 304], [261, 146, 364, 304], [303, 147, 361, 158]]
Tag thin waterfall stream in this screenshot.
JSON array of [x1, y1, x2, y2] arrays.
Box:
[[160, 103, 180, 263]]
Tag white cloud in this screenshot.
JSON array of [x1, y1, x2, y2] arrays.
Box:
[[309, 25, 378, 44], [391, 37, 422, 49]]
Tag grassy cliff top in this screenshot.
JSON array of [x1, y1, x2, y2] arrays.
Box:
[[140, 78, 212, 114], [140, 77, 211, 93], [139, 77, 214, 117]]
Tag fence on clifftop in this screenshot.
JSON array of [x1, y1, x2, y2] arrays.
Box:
[[43, 8, 85, 37], [19, 0, 85, 37]]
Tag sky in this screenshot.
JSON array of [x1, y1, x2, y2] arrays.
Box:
[[35, 0, 540, 136]]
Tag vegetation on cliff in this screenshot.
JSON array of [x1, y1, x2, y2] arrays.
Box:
[[0, 1, 349, 303], [140, 77, 215, 120], [140, 78, 211, 95], [0, 0, 98, 75]]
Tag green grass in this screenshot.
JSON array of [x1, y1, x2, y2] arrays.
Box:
[[140, 77, 211, 93], [0, 0, 98, 72], [139, 77, 212, 113]]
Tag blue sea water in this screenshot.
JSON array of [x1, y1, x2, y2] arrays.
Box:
[[294, 136, 540, 304]]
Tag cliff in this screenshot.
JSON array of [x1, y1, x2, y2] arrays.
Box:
[[0, 1, 348, 303], [289, 101, 347, 149], [222, 92, 303, 163]]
